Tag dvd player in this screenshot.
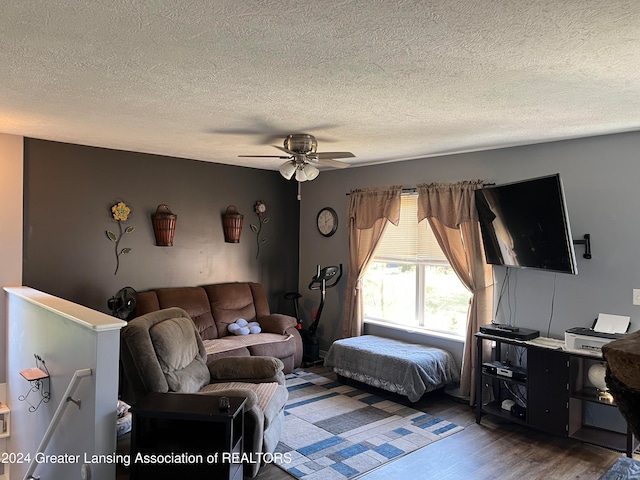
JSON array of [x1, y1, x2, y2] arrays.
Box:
[[482, 361, 527, 381], [479, 323, 540, 340]]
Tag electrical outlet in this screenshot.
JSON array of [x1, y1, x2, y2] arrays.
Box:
[[634, 289, 640, 306]]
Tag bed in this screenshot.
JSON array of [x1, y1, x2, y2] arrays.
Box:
[[324, 335, 460, 402]]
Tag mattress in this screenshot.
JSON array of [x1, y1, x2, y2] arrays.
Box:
[[324, 335, 460, 402]]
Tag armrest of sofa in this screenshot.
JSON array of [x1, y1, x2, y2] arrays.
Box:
[[208, 356, 286, 385], [259, 313, 298, 335]]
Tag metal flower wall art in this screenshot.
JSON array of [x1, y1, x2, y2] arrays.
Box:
[[106, 201, 135, 275], [250, 200, 269, 259]]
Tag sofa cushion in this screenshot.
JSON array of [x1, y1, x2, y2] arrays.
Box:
[[149, 316, 210, 393], [204, 283, 259, 337], [205, 347, 251, 363], [249, 343, 295, 365], [209, 356, 284, 382], [248, 283, 272, 318], [258, 313, 298, 335], [154, 287, 218, 340], [135, 291, 161, 315]]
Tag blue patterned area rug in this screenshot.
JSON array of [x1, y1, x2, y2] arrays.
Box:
[[274, 369, 463, 480], [599, 456, 640, 480]]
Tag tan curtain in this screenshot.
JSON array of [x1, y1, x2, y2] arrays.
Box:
[[341, 185, 402, 338], [417, 181, 494, 405]]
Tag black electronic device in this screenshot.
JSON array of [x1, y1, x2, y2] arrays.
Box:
[[475, 174, 579, 275], [511, 404, 527, 419], [482, 361, 527, 382], [480, 323, 540, 340]]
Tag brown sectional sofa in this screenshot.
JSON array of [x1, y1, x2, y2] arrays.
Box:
[[135, 282, 303, 373]]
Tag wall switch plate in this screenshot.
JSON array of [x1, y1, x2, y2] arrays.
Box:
[[634, 289, 640, 305]]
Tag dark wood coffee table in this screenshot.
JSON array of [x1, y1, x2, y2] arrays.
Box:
[[130, 392, 246, 480]]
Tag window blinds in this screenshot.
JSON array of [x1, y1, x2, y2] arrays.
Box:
[[375, 194, 448, 263]]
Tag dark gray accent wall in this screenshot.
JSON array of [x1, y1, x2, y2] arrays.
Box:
[[23, 139, 300, 314]]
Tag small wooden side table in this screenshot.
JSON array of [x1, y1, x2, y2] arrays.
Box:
[[130, 392, 246, 480]]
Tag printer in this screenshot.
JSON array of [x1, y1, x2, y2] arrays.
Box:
[[565, 313, 629, 354]]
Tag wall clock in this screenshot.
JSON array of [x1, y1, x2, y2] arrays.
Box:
[[317, 207, 338, 237]]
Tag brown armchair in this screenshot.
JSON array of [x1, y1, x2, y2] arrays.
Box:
[[120, 307, 289, 477]]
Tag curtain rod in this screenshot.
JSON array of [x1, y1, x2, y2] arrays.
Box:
[[345, 187, 415, 196], [345, 183, 494, 196]]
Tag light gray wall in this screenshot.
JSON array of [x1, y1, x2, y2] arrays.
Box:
[[298, 131, 640, 357]]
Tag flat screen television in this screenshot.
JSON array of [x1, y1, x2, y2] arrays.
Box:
[[475, 174, 578, 274]]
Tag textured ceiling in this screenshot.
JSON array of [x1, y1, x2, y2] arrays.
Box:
[[1, 1, 639, 171]]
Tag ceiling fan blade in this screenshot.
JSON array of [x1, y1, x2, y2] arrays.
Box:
[[238, 155, 291, 159], [316, 152, 356, 159], [273, 146, 297, 155], [211, 119, 340, 145], [315, 158, 351, 169]]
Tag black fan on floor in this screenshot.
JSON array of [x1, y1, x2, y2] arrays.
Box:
[[108, 286, 137, 320]]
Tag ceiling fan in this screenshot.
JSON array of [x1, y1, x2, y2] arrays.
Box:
[[239, 134, 355, 182]]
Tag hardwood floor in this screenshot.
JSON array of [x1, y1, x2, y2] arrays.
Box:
[[255, 404, 624, 480], [254, 368, 626, 480], [117, 368, 629, 480]]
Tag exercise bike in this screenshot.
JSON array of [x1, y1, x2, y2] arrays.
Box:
[[285, 264, 342, 366]]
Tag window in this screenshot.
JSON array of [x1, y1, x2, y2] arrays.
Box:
[[362, 194, 472, 336]]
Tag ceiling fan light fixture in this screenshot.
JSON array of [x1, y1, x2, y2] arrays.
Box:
[[295, 166, 309, 182], [279, 161, 297, 180], [302, 163, 319, 180]]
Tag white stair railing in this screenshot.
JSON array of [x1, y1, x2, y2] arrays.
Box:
[[24, 368, 93, 480]]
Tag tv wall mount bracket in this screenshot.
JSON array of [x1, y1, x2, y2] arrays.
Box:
[[573, 234, 592, 259]]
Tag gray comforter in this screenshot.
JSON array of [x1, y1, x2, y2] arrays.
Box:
[[324, 335, 460, 402]]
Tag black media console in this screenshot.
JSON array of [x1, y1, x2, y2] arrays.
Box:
[[475, 332, 638, 456]]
